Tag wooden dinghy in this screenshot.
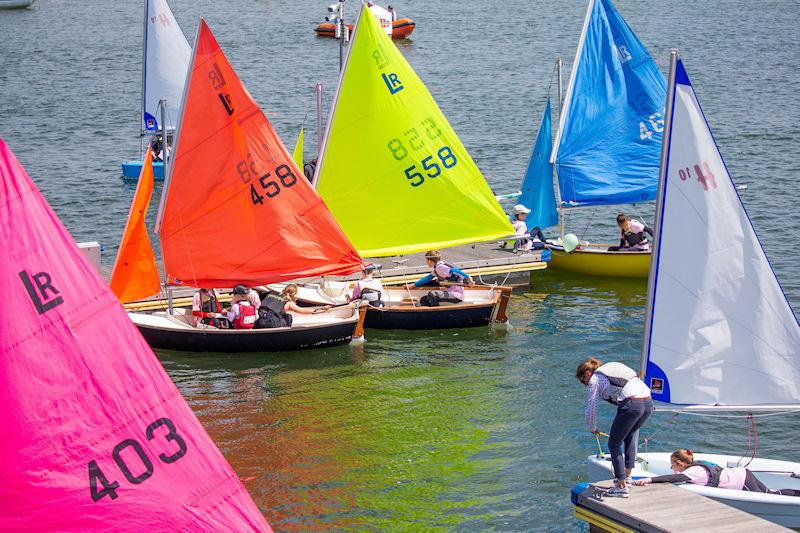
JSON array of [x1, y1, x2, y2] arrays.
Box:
[[268, 282, 512, 330], [546, 242, 650, 278]]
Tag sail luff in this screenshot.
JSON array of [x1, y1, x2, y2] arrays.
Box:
[[140, 0, 149, 134], [312, 3, 365, 189], [549, 0, 594, 165], [641, 49, 678, 377]]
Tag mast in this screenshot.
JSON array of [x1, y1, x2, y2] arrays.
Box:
[[160, 99, 169, 179], [312, 4, 364, 188], [640, 49, 677, 377], [338, 0, 347, 71], [140, 0, 150, 135], [553, 56, 566, 237], [315, 82, 323, 160]]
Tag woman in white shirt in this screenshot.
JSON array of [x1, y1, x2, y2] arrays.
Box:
[[576, 356, 653, 498]]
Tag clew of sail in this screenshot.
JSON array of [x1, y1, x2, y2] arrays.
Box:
[[314, 4, 514, 257], [110, 148, 161, 303], [551, 0, 666, 207], [0, 138, 271, 530], [643, 58, 800, 409], [142, 0, 191, 132], [519, 98, 558, 230], [156, 19, 362, 288]]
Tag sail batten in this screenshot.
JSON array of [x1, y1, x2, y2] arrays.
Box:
[[315, 4, 514, 257], [551, 0, 666, 207], [158, 19, 361, 287], [643, 57, 800, 409]]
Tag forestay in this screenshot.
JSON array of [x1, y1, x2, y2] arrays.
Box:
[[643, 59, 800, 409], [314, 4, 513, 257], [157, 20, 362, 288], [551, 0, 665, 207], [0, 139, 270, 531], [142, 0, 190, 131], [519, 98, 558, 230]]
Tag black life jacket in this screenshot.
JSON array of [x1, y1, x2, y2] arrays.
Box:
[[623, 230, 647, 247], [691, 460, 723, 487], [432, 261, 466, 284], [199, 292, 219, 314], [360, 287, 383, 307], [256, 295, 293, 328]]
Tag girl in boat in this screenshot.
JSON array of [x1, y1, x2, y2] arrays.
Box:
[[191, 287, 228, 328], [608, 213, 653, 251], [577, 356, 653, 498], [222, 285, 257, 329], [511, 204, 548, 253], [405, 250, 474, 307], [347, 262, 385, 308], [633, 449, 800, 496], [282, 284, 332, 315]]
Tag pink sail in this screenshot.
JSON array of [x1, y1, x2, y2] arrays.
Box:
[[0, 138, 271, 530]]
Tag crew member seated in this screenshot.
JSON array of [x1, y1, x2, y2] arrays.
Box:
[[510, 204, 548, 253], [255, 291, 293, 329], [405, 250, 474, 307], [282, 284, 332, 315], [347, 262, 385, 307], [223, 285, 257, 329], [192, 288, 229, 328], [608, 213, 653, 251]]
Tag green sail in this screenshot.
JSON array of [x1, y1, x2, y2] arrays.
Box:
[[292, 127, 304, 169], [315, 3, 513, 257]]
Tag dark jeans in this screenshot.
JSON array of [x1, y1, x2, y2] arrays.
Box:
[[608, 398, 654, 480], [420, 290, 462, 307]]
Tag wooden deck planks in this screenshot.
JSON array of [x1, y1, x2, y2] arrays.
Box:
[[576, 480, 789, 533]]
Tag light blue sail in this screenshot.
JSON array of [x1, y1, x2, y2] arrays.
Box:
[[553, 0, 666, 207], [519, 99, 558, 229]]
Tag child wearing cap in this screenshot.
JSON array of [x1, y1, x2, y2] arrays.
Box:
[[511, 204, 548, 253], [348, 263, 385, 307]]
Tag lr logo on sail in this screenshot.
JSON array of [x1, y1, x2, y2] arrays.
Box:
[[19, 270, 64, 314], [382, 73, 404, 94]]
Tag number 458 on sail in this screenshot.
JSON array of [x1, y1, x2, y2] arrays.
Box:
[[639, 112, 664, 140]]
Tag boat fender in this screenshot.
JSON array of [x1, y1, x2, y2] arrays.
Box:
[[691, 460, 723, 487]]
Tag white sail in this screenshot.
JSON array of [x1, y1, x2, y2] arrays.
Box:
[[142, 0, 190, 132], [643, 58, 800, 409]]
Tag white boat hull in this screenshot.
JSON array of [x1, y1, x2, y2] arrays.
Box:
[[0, 0, 34, 8], [587, 453, 800, 527]]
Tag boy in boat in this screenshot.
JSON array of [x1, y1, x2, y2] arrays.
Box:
[[191, 288, 229, 328], [511, 204, 548, 253], [347, 262, 385, 307], [608, 213, 653, 251], [222, 285, 257, 329], [405, 250, 474, 307], [633, 449, 800, 496]]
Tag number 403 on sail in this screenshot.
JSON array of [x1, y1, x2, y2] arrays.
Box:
[[639, 112, 664, 140]]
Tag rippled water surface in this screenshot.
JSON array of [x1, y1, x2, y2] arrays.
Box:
[[2, 0, 799, 530]]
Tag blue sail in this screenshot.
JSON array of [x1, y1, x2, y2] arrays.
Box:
[[519, 99, 558, 229], [553, 0, 666, 207]]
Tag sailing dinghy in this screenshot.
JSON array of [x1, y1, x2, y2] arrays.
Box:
[[307, 3, 515, 330], [0, 138, 271, 530], [126, 19, 366, 352], [586, 52, 800, 527], [542, 0, 666, 278], [121, 0, 190, 179]]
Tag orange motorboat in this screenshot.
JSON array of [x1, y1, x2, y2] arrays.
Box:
[[315, 18, 415, 40]]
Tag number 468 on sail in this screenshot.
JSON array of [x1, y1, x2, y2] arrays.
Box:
[[639, 112, 664, 140]]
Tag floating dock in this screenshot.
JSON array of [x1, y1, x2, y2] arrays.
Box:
[[572, 480, 789, 532]]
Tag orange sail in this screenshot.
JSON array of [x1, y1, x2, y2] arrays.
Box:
[[156, 19, 362, 287], [110, 149, 160, 303]]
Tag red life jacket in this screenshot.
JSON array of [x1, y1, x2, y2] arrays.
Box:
[[233, 302, 256, 329]]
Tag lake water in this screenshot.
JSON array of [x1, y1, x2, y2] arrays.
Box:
[[1, 0, 799, 530]]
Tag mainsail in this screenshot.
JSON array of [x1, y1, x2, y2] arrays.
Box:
[[551, 0, 666, 207], [518, 98, 558, 230], [156, 19, 362, 287], [642, 57, 800, 409], [0, 138, 271, 530], [142, 0, 191, 131], [110, 148, 161, 303], [314, 3, 514, 257]]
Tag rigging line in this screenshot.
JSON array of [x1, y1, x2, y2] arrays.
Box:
[[640, 412, 680, 448], [577, 207, 598, 243], [545, 61, 557, 105]]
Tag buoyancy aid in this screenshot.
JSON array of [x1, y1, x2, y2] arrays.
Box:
[[432, 261, 466, 284], [200, 292, 221, 314], [623, 230, 648, 247], [595, 362, 638, 405], [691, 460, 723, 487], [233, 301, 256, 329], [256, 294, 293, 328]]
